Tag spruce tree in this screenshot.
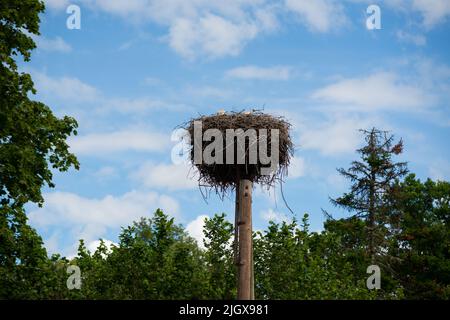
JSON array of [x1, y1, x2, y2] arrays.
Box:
[[330, 128, 408, 263]]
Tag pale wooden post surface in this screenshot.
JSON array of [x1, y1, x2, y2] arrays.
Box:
[[236, 179, 253, 300]]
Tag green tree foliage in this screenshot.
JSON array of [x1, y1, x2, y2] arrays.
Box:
[[324, 131, 449, 300], [2, 200, 448, 299], [254, 214, 375, 299], [0, 0, 79, 207], [0, 1, 79, 299], [50, 210, 374, 300], [322, 217, 368, 282], [0, 206, 50, 298], [203, 213, 236, 299], [70, 210, 208, 299], [389, 174, 450, 299]]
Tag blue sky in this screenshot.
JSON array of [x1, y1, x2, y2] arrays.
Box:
[[23, 0, 450, 257]]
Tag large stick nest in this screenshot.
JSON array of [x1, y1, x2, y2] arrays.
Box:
[[182, 111, 294, 194]]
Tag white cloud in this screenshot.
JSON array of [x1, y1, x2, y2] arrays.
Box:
[[312, 72, 431, 112], [288, 156, 306, 179], [142, 77, 163, 86], [413, 58, 450, 91], [185, 85, 233, 99], [254, 6, 280, 30], [396, 30, 426, 46], [285, 0, 347, 32], [87, 239, 118, 256], [44, 0, 70, 10], [105, 97, 184, 114], [31, 71, 181, 114], [32, 71, 100, 103], [253, 186, 277, 206], [72, 0, 278, 59], [326, 171, 348, 191], [35, 36, 72, 52], [386, 0, 450, 28], [118, 40, 134, 51], [412, 0, 450, 28], [95, 166, 117, 179], [70, 129, 169, 155], [226, 65, 292, 80], [168, 14, 259, 59], [44, 0, 450, 60], [30, 190, 180, 229], [299, 115, 379, 156], [260, 208, 291, 223], [29, 190, 180, 254], [186, 215, 208, 249], [132, 161, 198, 190], [429, 159, 450, 181], [43, 232, 62, 255], [83, 0, 153, 20]]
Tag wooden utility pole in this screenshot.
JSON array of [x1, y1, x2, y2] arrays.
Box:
[[235, 179, 254, 300]]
